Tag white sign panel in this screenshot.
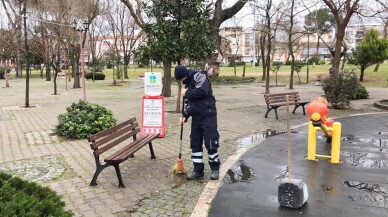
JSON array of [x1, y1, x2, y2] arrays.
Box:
[[144, 72, 162, 96], [143, 98, 163, 127]]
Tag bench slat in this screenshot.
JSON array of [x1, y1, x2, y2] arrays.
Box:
[[93, 128, 140, 156], [105, 133, 159, 163], [90, 123, 139, 149], [88, 117, 136, 142]]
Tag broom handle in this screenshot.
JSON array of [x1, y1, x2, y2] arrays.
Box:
[[179, 96, 185, 159], [286, 95, 292, 181]]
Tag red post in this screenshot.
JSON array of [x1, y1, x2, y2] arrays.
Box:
[[79, 31, 86, 101]]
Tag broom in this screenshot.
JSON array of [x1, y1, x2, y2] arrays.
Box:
[[172, 97, 188, 174]]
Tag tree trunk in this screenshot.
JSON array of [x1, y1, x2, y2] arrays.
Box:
[[289, 56, 295, 89], [373, 62, 380, 72], [260, 35, 266, 81], [176, 81, 182, 113], [45, 64, 51, 81], [208, 0, 249, 76], [162, 61, 172, 97], [242, 65, 246, 77], [73, 60, 80, 88], [331, 27, 345, 71], [53, 71, 58, 95], [360, 66, 365, 82], [124, 56, 130, 79], [16, 56, 22, 77], [40, 64, 44, 79], [123, 64, 129, 79], [316, 37, 320, 58]]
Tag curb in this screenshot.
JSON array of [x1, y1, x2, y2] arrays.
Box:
[[374, 100, 388, 110], [190, 139, 264, 217], [190, 111, 388, 217]]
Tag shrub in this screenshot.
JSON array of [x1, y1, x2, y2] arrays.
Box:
[[0, 171, 73, 217], [293, 61, 305, 73], [0, 68, 11, 79], [285, 60, 292, 65], [56, 100, 117, 139], [308, 56, 320, 65], [85, 72, 105, 80], [106, 62, 113, 69], [322, 69, 365, 109], [209, 76, 255, 83], [352, 83, 369, 100]]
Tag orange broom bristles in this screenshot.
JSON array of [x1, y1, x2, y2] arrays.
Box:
[[172, 158, 187, 174]]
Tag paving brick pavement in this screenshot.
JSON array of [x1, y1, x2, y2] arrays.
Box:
[[0, 77, 386, 216]]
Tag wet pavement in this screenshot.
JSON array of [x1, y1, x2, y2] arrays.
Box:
[[209, 113, 388, 217], [1, 75, 387, 216]]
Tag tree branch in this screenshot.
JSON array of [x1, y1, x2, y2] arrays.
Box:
[[120, 0, 144, 28]]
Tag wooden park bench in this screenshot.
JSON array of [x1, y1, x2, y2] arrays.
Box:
[[264, 92, 309, 120], [88, 117, 159, 188]]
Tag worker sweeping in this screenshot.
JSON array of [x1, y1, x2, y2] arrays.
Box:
[[174, 65, 220, 180], [172, 97, 188, 175]]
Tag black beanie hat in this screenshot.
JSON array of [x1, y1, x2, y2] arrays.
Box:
[[174, 65, 189, 80]]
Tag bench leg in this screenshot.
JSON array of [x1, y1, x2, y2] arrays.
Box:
[[274, 108, 279, 120], [264, 108, 273, 118], [90, 156, 110, 186], [113, 164, 125, 188], [149, 142, 156, 159], [292, 105, 299, 114], [292, 104, 306, 115], [90, 168, 103, 186]]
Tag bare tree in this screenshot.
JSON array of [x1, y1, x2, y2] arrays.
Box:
[[105, 1, 140, 79], [372, 0, 388, 72], [322, 0, 361, 71], [282, 0, 309, 89], [256, 0, 283, 94], [1, 0, 23, 77]]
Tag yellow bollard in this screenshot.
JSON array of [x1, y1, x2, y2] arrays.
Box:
[[307, 121, 317, 160], [330, 122, 341, 163]]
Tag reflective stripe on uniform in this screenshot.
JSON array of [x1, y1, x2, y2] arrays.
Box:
[[192, 158, 204, 163], [192, 152, 203, 156], [209, 152, 219, 162]]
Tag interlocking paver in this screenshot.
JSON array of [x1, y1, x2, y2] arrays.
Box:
[[0, 76, 386, 216]]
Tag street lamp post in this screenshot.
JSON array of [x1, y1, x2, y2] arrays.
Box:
[[307, 32, 310, 83], [73, 20, 90, 101]]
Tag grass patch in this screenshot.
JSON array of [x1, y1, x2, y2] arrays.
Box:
[[25, 62, 388, 88]]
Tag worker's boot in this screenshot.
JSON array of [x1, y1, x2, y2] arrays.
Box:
[[210, 170, 219, 180], [187, 170, 204, 180]]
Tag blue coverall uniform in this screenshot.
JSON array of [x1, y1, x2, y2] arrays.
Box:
[[182, 70, 220, 173]]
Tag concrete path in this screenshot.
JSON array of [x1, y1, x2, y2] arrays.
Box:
[[0, 76, 386, 216]]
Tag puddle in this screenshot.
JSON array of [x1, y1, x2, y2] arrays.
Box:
[[343, 180, 388, 194], [225, 160, 254, 183], [237, 129, 288, 147], [341, 151, 380, 158], [343, 180, 388, 207], [359, 138, 388, 148], [343, 152, 388, 168]]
